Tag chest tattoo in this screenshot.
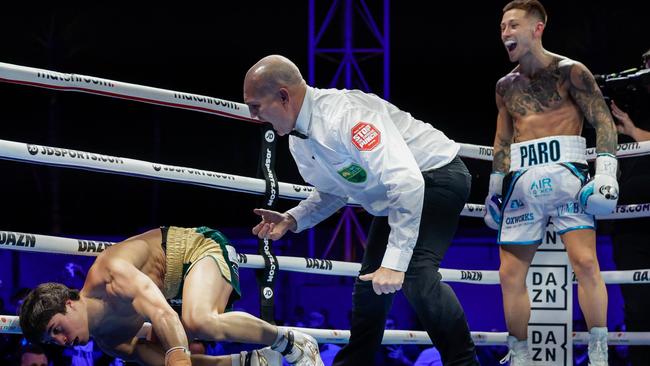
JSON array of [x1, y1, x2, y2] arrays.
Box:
[[505, 65, 564, 116]]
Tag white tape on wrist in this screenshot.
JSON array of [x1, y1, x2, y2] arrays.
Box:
[[489, 172, 505, 194], [165, 346, 190, 364], [595, 154, 618, 177]]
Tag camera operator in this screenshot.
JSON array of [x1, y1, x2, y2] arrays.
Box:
[[609, 47, 650, 366], [610, 49, 650, 142], [611, 100, 650, 142]]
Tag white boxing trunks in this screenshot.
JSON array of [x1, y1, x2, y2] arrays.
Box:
[[498, 135, 595, 245]]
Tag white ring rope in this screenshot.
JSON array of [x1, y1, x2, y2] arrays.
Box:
[[3, 62, 650, 352], [2, 61, 650, 220], [1, 314, 649, 346], [0, 62, 257, 123], [2, 62, 649, 162], [459, 141, 650, 161], [2, 230, 650, 285], [0, 138, 316, 201], [280, 328, 650, 346], [0, 230, 497, 284], [1, 138, 649, 220]]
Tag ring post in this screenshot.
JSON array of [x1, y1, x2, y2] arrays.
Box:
[[255, 126, 280, 323]]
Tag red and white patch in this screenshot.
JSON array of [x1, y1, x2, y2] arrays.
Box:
[[351, 122, 381, 151]]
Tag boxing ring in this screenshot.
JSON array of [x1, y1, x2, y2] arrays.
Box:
[[1, 61, 650, 364]]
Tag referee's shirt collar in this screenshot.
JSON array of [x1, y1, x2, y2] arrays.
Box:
[[293, 86, 314, 139]]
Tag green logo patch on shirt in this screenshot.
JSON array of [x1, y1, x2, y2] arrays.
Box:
[[337, 163, 367, 183]]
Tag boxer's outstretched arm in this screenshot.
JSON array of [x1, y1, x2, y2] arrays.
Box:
[[102, 258, 189, 353]]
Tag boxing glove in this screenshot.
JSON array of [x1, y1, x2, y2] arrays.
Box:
[[578, 153, 619, 215], [484, 172, 505, 230]]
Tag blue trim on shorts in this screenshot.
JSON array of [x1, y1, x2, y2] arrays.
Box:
[[578, 185, 594, 206], [497, 169, 526, 243], [498, 239, 543, 245], [560, 162, 586, 184], [557, 225, 596, 234]]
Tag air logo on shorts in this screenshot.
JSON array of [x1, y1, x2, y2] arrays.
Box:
[[337, 163, 367, 183], [519, 140, 561, 167], [351, 122, 381, 151], [530, 178, 553, 197]]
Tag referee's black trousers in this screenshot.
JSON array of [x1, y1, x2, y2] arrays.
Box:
[[333, 156, 479, 366]]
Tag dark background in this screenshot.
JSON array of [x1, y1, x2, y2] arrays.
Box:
[[0, 1, 646, 235], [0, 0, 647, 338]]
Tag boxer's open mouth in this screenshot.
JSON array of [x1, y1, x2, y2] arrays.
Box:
[[505, 40, 517, 52]]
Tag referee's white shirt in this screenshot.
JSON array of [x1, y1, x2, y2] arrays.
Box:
[[286, 86, 459, 272]]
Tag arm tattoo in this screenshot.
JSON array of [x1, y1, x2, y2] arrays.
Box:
[[496, 81, 507, 97], [569, 65, 617, 154], [494, 78, 513, 173], [493, 137, 511, 173]]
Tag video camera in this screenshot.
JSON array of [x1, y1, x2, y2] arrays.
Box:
[[595, 68, 650, 111]]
